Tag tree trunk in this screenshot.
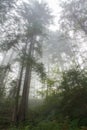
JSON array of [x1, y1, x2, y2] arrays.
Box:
[[12, 42, 28, 124], [12, 64, 24, 125], [18, 38, 34, 122]]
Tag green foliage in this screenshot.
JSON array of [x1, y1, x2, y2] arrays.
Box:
[[31, 121, 60, 130], [1, 65, 87, 129], [9, 120, 87, 130], [60, 67, 87, 91], [1, 0, 87, 129], [58, 67, 87, 123], [0, 99, 13, 129], [33, 66, 87, 126]]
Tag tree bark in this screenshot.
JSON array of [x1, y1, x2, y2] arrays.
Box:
[[12, 64, 24, 125], [18, 38, 34, 122], [12, 41, 28, 124]]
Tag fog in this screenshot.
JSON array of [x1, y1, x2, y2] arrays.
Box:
[[0, 0, 87, 129]]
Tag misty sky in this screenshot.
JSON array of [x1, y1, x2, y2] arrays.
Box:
[[44, 0, 60, 30], [24, 0, 60, 30]]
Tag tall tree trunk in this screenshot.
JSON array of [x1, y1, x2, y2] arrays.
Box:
[[12, 42, 28, 124], [18, 64, 32, 121], [18, 38, 34, 121], [12, 64, 24, 124]]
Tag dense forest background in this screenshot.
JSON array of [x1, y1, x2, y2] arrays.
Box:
[[0, 0, 87, 130]]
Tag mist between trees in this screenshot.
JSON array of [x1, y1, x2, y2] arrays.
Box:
[[0, 0, 87, 130]]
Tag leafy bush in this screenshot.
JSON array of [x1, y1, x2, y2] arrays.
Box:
[[9, 121, 87, 130]]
